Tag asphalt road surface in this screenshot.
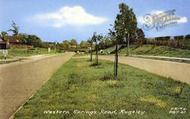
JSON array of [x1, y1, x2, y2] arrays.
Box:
[[0, 52, 74, 119]]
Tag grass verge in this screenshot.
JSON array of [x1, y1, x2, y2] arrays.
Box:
[[14, 58, 190, 119], [119, 45, 190, 58], [0, 47, 57, 60]]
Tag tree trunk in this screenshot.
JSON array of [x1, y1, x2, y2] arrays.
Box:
[[127, 34, 130, 56], [95, 41, 98, 64], [114, 43, 118, 80], [90, 42, 92, 61]]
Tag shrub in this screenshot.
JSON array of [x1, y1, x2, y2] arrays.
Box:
[[67, 73, 85, 85], [100, 71, 114, 81]]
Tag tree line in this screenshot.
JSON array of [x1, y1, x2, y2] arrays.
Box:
[[0, 21, 92, 50], [145, 35, 190, 49], [0, 21, 43, 48]]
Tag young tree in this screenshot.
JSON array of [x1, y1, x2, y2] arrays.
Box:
[[96, 34, 103, 65], [87, 38, 93, 61], [91, 32, 97, 63], [109, 28, 118, 80], [115, 3, 137, 55], [92, 32, 103, 65], [110, 2, 138, 79]]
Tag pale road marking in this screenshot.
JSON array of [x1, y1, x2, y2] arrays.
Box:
[[99, 55, 190, 84], [0, 52, 75, 119]]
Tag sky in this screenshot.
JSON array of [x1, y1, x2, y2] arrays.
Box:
[[0, 0, 190, 42]]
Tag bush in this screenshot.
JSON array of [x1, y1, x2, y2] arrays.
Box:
[[67, 73, 85, 85], [100, 71, 114, 81]]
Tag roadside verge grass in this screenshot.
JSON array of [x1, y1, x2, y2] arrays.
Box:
[[14, 58, 190, 119], [119, 45, 190, 58]]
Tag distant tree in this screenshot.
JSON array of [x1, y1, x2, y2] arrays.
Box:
[[18, 33, 29, 44], [70, 39, 78, 48], [62, 40, 70, 50], [41, 42, 55, 49], [99, 36, 114, 49], [136, 28, 145, 46], [0, 31, 8, 41], [8, 21, 19, 36], [27, 35, 42, 47], [80, 41, 89, 49], [10, 33, 43, 47], [185, 34, 190, 39]]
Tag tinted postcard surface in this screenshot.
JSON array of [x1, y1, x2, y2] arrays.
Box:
[[0, 0, 189, 119]]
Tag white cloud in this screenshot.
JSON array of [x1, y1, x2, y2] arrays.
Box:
[[150, 10, 164, 15], [177, 17, 188, 23], [31, 6, 108, 28]]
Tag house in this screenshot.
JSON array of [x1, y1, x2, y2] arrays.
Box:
[[0, 38, 8, 49], [5, 36, 20, 44], [0, 35, 21, 49]]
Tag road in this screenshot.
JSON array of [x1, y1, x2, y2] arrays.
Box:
[[132, 55, 190, 60], [0, 52, 75, 119], [131, 55, 190, 63], [98, 55, 190, 84]]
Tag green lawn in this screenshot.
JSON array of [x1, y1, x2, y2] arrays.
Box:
[[119, 45, 190, 58], [15, 58, 190, 119]]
